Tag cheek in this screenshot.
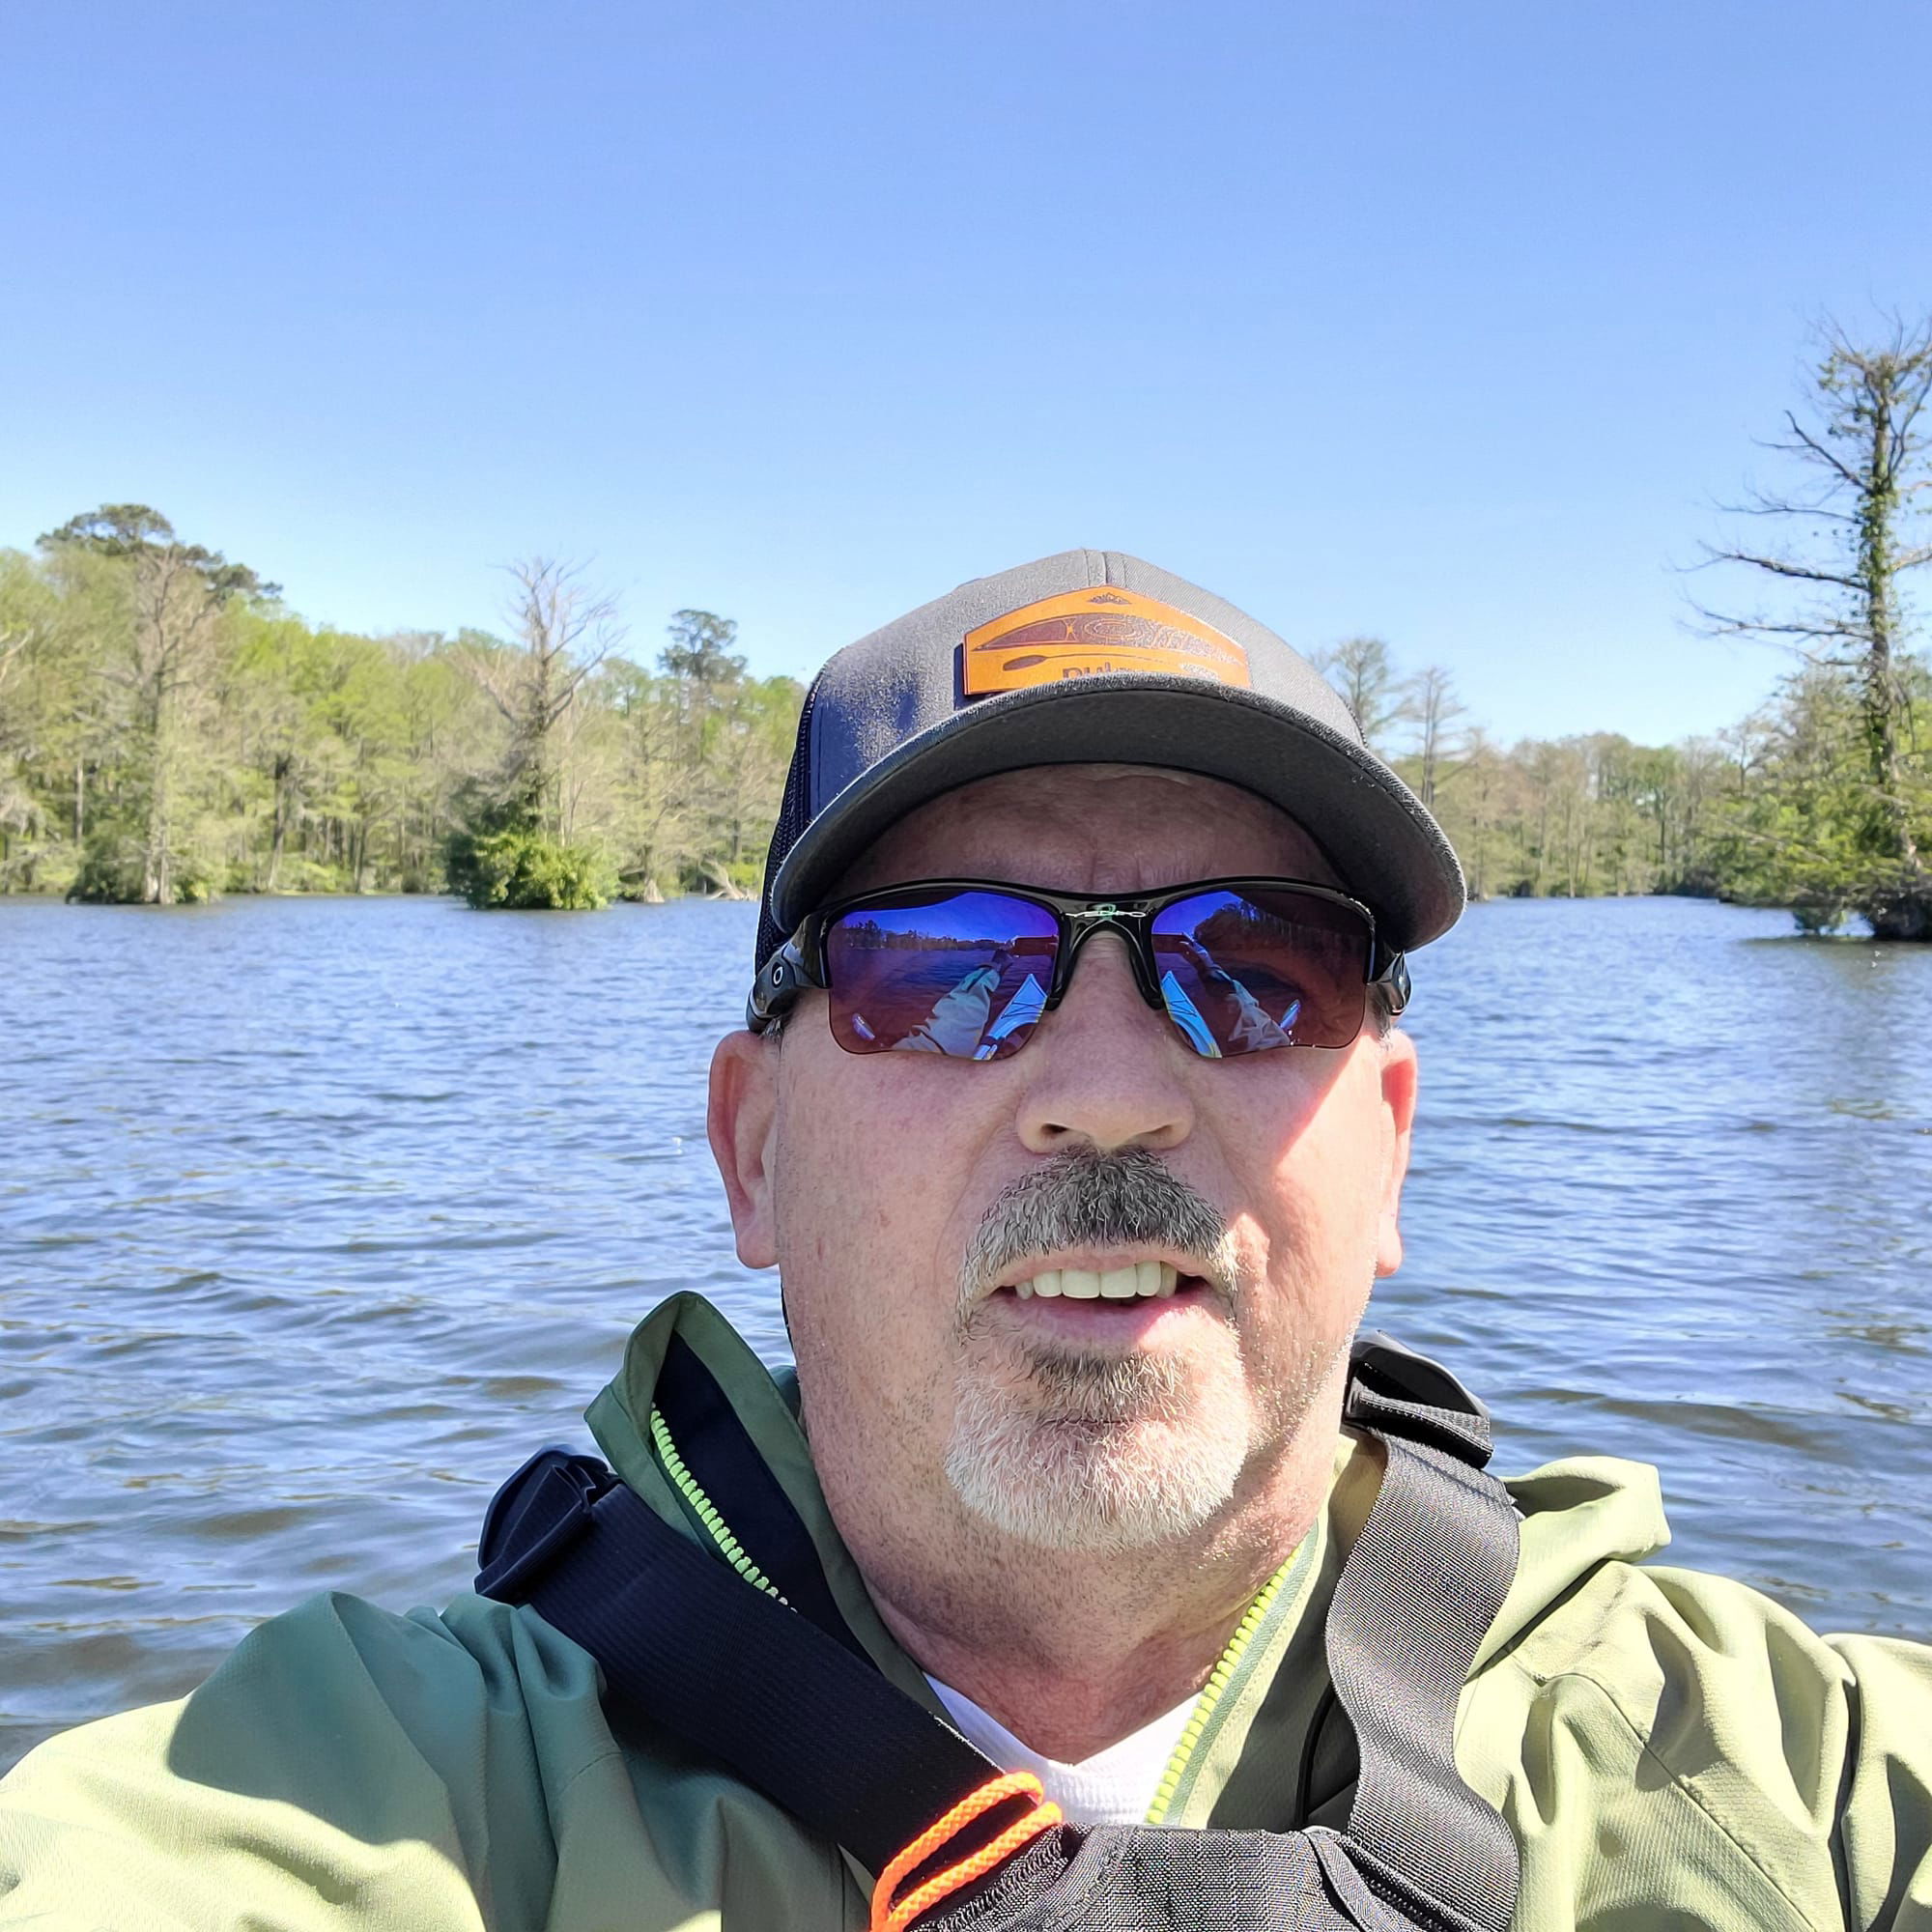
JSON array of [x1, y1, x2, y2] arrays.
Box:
[[1218, 1051, 1389, 1305], [771, 1047, 1002, 1378]]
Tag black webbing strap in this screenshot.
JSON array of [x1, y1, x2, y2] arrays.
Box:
[[477, 1452, 1002, 1873], [652, 1333, 867, 1655], [1328, 1336, 1521, 1932], [475, 1332, 1522, 1931]]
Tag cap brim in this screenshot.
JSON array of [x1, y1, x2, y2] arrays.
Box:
[[769, 674, 1463, 953]]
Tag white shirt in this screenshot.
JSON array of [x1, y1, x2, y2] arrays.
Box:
[[924, 1676, 1201, 1827]]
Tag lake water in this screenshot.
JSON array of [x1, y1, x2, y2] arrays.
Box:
[[2, 893, 1929, 1772]]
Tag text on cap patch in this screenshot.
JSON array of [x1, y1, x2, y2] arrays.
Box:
[[959, 588, 1252, 699]]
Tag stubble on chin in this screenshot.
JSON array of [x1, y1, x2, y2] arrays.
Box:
[[934, 1147, 1251, 1550], [944, 1310, 1259, 1553]]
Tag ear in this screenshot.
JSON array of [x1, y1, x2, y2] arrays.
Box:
[[1373, 1030, 1419, 1280], [708, 1029, 781, 1269]]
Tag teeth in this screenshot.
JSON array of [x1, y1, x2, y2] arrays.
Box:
[[1012, 1262, 1185, 1301]]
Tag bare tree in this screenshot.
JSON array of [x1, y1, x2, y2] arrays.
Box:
[[457, 559, 623, 838], [128, 549, 226, 902], [1312, 637, 1411, 755], [1404, 664, 1468, 809], [1693, 315, 1932, 934]]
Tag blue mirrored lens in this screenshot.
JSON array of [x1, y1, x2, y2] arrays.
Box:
[[824, 890, 1060, 1058], [1150, 889, 1369, 1054]]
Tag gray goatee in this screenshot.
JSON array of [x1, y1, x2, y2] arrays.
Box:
[[947, 1149, 1256, 1551]]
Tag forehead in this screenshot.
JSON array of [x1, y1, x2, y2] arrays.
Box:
[[837, 763, 1346, 898]]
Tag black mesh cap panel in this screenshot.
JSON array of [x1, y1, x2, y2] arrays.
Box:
[[755, 673, 821, 970]]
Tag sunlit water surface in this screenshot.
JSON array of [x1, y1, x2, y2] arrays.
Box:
[[2, 894, 1928, 1770]]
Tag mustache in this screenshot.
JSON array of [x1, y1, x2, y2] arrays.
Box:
[[958, 1147, 1239, 1307]]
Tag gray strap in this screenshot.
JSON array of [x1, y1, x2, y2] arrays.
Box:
[[1326, 1347, 1522, 1932]]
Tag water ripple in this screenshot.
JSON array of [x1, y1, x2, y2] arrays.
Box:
[[1, 892, 1928, 1772]]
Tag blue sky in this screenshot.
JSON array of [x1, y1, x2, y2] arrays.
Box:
[[5, 0, 1925, 746]]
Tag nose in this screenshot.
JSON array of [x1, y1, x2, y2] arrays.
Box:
[[1013, 931, 1194, 1155]]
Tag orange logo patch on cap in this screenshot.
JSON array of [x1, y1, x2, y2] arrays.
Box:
[[960, 589, 1251, 698]]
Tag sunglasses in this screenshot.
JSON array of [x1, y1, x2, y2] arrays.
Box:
[[748, 878, 1409, 1061]]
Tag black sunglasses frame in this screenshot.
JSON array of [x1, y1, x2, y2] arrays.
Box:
[[746, 875, 1410, 1049]]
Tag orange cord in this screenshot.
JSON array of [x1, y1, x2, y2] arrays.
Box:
[[869, 1772, 1064, 1932]]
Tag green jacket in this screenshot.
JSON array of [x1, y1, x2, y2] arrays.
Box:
[[3, 1292, 1929, 1930]]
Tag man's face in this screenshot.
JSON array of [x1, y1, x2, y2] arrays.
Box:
[[710, 765, 1417, 1566]]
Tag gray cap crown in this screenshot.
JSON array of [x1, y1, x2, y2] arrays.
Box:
[[754, 549, 1463, 967]]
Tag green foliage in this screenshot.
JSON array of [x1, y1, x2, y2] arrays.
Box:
[[1385, 723, 1740, 906], [5, 507, 289, 902], [2, 523, 803, 909], [13, 475, 1923, 936], [1704, 663, 1932, 937], [41, 503, 279, 603], [661, 609, 745, 685], [67, 831, 215, 904], [66, 832, 148, 903], [1694, 317, 1932, 938], [447, 822, 612, 910]]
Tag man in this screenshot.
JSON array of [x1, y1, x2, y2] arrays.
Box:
[[2, 550, 1928, 1930]]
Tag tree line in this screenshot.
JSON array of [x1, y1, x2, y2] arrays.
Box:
[[0, 518, 801, 908], [1328, 313, 1932, 938], [1313, 632, 1929, 926], [1, 317, 1926, 932]]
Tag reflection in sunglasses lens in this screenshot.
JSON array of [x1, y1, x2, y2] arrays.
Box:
[[825, 890, 1060, 1058], [819, 884, 1371, 1061], [1151, 890, 1369, 1054]]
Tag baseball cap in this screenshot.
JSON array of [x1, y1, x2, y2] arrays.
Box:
[[753, 549, 1463, 975]]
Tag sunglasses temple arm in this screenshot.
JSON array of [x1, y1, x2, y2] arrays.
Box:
[[747, 936, 813, 1033], [1373, 950, 1411, 1017]]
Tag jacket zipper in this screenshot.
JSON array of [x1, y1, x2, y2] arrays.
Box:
[[648, 1401, 1299, 1828], [1143, 1551, 1301, 1826], [648, 1406, 789, 1605]]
